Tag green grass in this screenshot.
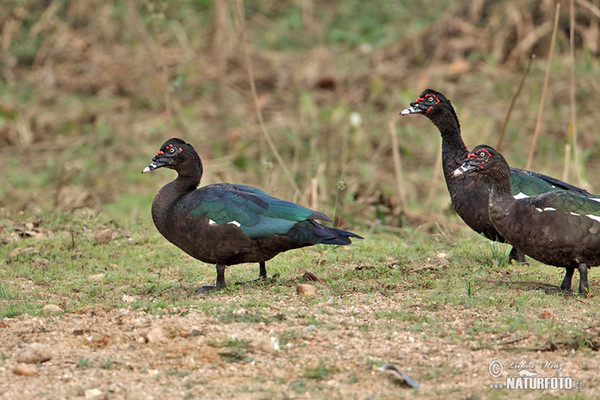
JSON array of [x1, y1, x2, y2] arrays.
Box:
[[2, 2, 600, 397], [2, 210, 599, 359], [303, 359, 338, 380]]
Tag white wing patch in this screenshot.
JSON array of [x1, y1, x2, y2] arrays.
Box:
[[589, 197, 600, 203], [209, 219, 241, 227], [513, 192, 529, 199], [535, 207, 556, 212], [586, 214, 600, 223]]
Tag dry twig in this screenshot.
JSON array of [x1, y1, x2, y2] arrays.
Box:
[[234, 0, 302, 202], [389, 119, 406, 220], [497, 54, 535, 151], [526, 3, 560, 170]]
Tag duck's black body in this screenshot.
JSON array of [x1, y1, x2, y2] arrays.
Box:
[[455, 145, 600, 293], [401, 89, 589, 263], [143, 138, 362, 290]]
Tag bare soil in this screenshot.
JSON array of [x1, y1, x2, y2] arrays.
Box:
[[1, 289, 598, 399]]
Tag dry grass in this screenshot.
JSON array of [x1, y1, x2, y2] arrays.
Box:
[[2, 0, 600, 229]]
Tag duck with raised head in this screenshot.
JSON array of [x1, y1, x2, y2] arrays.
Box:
[[142, 138, 362, 291], [400, 89, 590, 264], [455, 144, 600, 294]]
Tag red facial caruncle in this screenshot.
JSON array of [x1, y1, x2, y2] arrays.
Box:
[[468, 148, 492, 170], [423, 94, 440, 113]]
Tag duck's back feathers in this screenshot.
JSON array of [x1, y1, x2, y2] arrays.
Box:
[[183, 183, 361, 247], [510, 168, 591, 198]]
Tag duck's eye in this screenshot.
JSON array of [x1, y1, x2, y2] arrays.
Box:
[[426, 96, 434, 103], [169, 147, 175, 153], [479, 151, 487, 157]]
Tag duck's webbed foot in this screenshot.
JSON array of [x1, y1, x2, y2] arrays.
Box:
[[195, 264, 227, 293]]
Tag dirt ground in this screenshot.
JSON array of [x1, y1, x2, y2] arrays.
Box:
[[1, 290, 598, 399]]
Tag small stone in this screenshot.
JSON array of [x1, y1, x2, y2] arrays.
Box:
[[32, 258, 50, 269], [145, 327, 167, 343], [540, 310, 554, 319], [13, 365, 36, 376], [84, 388, 104, 399], [17, 343, 53, 364], [89, 273, 105, 282], [94, 228, 113, 244], [255, 336, 280, 353], [296, 284, 317, 296], [121, 294, 137, 303], [42, 304, 63, 314]]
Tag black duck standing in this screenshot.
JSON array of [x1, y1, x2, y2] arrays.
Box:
[[455, 144, 600, 294], [400, 89, 589, 263], [142, 138, 362, 291]]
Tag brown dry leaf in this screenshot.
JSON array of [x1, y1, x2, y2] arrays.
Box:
[[32, 258, 50, 269], [302, 271, 322, 283], [83, 332, 109, 348], [9, 247, 36, 258]]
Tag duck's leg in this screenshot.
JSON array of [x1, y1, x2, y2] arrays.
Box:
[[215, 264, 226, 289], [234, 262, 269, 286], [195, 264, 227, 293], [258, 261, 267, 280], [508, 247, 527, 264], [578, 263, 589, 295], [560, 267, 575, 291]]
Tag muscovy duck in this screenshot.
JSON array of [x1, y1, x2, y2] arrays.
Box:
[[142, 138, 362, 291], [400, 89, 589, 263], [455, 144, 600, 294]]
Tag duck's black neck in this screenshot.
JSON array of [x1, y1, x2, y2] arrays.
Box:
[[151, 154, 203, 233], [430, 106, 469, 175], [487, 164, 514, 204], [174, 153, 203, 192]]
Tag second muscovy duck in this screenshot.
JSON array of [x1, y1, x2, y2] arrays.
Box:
[[142, 138, 362, 291], [400, 89, 589, 263], [455, 144, 600, 294]]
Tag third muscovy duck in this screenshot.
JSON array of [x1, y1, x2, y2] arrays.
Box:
[[400, 89, 589, 263], [142, 138, 362, 291], [455, 144, 600, 294]]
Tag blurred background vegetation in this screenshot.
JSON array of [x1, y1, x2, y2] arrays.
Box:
[[1, 0, 600, 234]]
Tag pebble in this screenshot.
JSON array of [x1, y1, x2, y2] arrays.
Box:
[[42, 304, 63, 314], [121, 294, 137, 303], [84, 388, 104, 399], [94, 228, 113, 244], [296, 284, 317, 296], [254, 336, 280, 353], [17, 343, 53, 364], [89, 273, 106, 282], [145, 327, 167, 343], [13, 365, 36, 376]]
